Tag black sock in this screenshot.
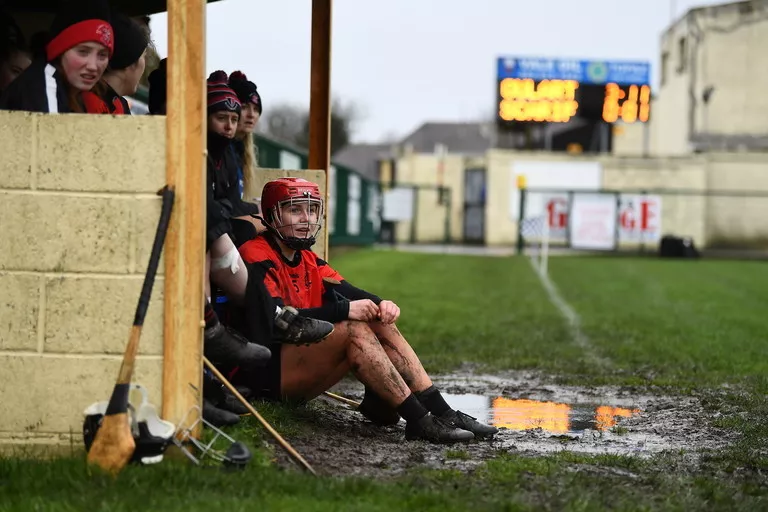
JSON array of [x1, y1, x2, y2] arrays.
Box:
[[415, 386, 452, 417], [396, 393, 429, 424], [204, 301, 219, 329]]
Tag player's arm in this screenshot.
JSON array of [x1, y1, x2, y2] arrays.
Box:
[[316, 258, 382, 304], [284, 299, 350, 324], [317, 259, 399, 323]]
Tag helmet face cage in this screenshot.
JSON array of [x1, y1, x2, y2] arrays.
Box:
[[267, 192, 324, 251], [173, 406, 252, 468]]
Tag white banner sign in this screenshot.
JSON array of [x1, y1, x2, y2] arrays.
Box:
[[569, 193, 617, 251], [523, 193, 663, 245], [617, 195, 662, 242], [382, 187, 415, 221]]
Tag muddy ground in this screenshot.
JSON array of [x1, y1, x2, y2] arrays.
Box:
[[268, 370, 737, 478]]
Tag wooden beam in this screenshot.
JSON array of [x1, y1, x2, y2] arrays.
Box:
[[162, 0, 206, 434], [308, 0, 333, 258]]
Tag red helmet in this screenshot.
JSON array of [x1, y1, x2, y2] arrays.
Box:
[[261, 178, 324, 250]]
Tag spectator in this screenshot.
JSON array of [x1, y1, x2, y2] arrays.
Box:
[[0, 39, 31, 97], [99, 13, 150, 114], [228, 70, 262, 202], [0, 0, 115, 113], [147, 57, 166, 115]]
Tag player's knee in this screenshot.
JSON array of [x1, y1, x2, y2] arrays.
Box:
[[340, 320, 377, 344]]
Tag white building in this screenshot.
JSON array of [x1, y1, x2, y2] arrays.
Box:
[[651, 0, 768, 155]]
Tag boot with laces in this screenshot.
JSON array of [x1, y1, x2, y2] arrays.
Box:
[[404, 413, 475, 443]]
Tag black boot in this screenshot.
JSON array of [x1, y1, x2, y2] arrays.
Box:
[[221, 388, 249, 415], [274, 306, 334, 345], [203, 398, 240, 427], [358, 387, 401, 426], [204, 323, 271, 370], [203, 370, 250, 416], [439, 410, 498, 438], [404, 413, 474, 443]]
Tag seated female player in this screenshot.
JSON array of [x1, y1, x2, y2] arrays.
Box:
[[236, 177, 497, 443]]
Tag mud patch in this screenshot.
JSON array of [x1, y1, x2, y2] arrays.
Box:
[[269, 371, 736, 478]]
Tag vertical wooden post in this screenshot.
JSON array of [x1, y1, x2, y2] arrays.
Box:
[[308, 0, 333, 258], [162, 0, 206, 432]]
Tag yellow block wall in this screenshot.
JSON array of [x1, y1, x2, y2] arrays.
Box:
[[0, 111, 166, 450]]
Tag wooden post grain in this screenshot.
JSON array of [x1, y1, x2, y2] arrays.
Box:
[[308, 0, 333, 258], [162, 0, 206, 435]]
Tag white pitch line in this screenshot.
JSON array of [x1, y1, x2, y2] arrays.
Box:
[[528, 257, 612, 369]]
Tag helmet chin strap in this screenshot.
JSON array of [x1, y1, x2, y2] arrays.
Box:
[[265, 222, 317, 251]]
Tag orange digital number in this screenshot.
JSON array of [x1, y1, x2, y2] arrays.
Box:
[[639, 85, 651, 122], [602, 83, 621, 123], [602, 83, 651, 123]]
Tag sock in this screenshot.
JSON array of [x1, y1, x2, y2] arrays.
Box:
[[395, 393, 429, 424], [204, 301, 219, 330], [415, 386, 452, 417]]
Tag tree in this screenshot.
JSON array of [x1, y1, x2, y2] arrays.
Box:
[[261, 103, 306, 145], [262, 97, 363, 155]]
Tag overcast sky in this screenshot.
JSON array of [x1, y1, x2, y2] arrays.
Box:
[[149, 0, 726, 143]]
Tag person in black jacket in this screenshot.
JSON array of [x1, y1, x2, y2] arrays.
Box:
[[0, 11, 31, 97], [0, 0, 117, 114], [202, 71, 334, 378], [98, 12, 150, 115]]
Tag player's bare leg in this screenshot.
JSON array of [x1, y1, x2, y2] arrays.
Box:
[[366, 321, 499, 438], [370, 322, 432, 392], [279, 320, 474, 443]]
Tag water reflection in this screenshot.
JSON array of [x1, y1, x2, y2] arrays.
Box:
[[443, 394, 639, 435]]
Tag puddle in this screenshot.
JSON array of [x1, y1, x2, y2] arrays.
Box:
[[443, 393, 640, 435], [265, 371, 736, 478]]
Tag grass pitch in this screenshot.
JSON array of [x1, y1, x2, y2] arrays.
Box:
[[2, 250, 766, 511]]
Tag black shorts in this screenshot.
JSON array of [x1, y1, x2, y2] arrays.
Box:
[[231, 342, 283, 401]]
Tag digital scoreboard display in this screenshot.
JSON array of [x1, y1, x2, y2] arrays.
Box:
[[496, 57, 651, 125]]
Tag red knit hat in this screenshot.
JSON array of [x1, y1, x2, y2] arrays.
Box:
[[45, 0, 113, 62]]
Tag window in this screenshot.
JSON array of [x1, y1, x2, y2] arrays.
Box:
[[677, 37, 688, 73], [661, 51, 669, 85]]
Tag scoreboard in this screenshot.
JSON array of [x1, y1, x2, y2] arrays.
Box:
[[496, 57, 651, 126]]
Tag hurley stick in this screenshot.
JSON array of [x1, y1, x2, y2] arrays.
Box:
[[323, 391, 361, 408], [87, 186, 175, 475], [202, 357, 317, 476]]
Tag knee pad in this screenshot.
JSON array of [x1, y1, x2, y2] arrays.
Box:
[[211, 246, 241, 274]]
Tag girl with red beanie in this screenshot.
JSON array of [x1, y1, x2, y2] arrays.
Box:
[[0, 0, 115, 113]]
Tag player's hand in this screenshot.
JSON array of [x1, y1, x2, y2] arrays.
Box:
[[348, 299, 379, 322], [378, 300, 400, 324]]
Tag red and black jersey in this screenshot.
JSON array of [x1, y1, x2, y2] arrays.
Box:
[[239, 234, 382, 323], [240, 235, 342, 309]]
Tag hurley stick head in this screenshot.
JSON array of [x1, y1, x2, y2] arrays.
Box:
[[86, 413, 135, 475]]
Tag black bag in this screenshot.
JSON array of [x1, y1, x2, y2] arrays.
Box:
[[659, 235, 700, 259]]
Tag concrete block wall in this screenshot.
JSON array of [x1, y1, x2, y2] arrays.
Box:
[[704, 153, 768, 246], [0, 111, 166, 450]]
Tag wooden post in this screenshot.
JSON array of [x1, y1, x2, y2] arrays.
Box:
[[162, 0, 206, 433], [308, 0, 333, 258]]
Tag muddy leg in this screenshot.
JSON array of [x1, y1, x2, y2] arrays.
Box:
[[280, 320, 411, 407], [369, 322, 432, 393]]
